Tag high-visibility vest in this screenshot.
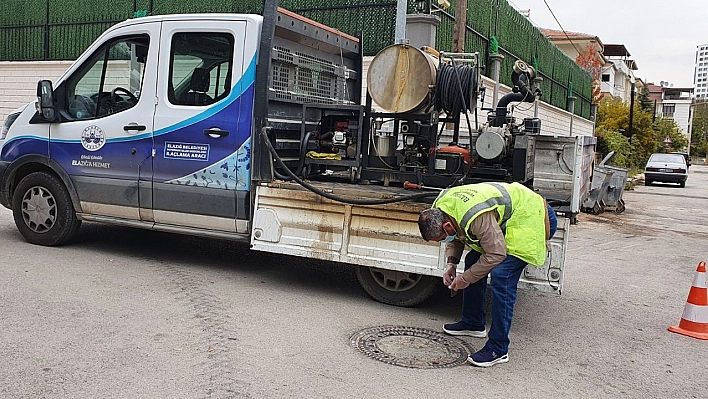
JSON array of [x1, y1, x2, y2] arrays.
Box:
[[433, 182, 547, 266]]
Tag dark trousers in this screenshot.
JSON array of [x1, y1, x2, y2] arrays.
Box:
[[461, 204, 558, 354]]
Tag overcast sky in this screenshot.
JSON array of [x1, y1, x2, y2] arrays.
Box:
[[507, 0, 706, 88]]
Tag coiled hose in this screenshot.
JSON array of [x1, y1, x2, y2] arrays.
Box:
[[435, 63, 478, 116]]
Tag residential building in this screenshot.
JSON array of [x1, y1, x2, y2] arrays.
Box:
[[647, 83, 693, 142], [696, 44, 708, 100], [538, 29, 604, 64], [601, 44, 638, 104], [539, 29, 605, 103], [539, 29, 638, 104]]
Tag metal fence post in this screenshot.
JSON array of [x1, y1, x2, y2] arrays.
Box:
[[489, 53, 504, 109], [534, 76, 543, 118], [568, 96, 576, 136], [44, 0, 50, 60]]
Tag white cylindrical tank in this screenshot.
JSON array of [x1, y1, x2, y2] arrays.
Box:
[[475, 127, 508, 160], [367, 44, 437, 113]]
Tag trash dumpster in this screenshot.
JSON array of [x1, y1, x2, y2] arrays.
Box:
[[601, 164, 628, 213], [581, 152, 629, 214], [582, 165, 612, 215]]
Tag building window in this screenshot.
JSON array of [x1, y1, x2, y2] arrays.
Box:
[[601, 74, 610, 82], [662, 104, 675, 118]]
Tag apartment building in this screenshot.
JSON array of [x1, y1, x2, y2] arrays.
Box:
[[647, 83, 693, 139], [696, 44, 708, 100], [601, 44, 638, 104]]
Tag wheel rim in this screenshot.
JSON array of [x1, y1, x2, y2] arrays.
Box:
[[20, 186, 57, 233], [368, 267, 422, 292]]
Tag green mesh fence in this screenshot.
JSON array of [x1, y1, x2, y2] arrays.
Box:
[[0, 0, 591, 119]]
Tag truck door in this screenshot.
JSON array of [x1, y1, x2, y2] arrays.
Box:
[[48, 22, 160, 220], [152, 20, 250, 233]]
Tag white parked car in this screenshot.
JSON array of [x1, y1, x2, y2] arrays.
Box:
[[644, 153, 688, 188]]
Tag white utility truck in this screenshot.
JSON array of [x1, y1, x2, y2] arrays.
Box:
[[0, 0, 592, 306]]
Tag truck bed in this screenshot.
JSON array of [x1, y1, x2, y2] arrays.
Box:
[[251, 180, 444, 275], [250, 180, 569, 294]]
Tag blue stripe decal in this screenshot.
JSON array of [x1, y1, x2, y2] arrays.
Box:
[[3, 134, 49, 146], [7, 54, 258, 148]]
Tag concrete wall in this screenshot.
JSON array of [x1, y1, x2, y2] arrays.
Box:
[[0, 61, 73, 122]]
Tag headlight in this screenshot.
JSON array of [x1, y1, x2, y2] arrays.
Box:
[[1, 112, 20, 140]]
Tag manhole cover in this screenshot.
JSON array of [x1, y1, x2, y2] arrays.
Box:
[[350, 326, 474, 369]]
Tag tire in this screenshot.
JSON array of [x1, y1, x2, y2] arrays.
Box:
[[644, 179, 652, 186], [12, 171, 81, 246], [354, 266, 439, 307], [679, 181, 686, 188]]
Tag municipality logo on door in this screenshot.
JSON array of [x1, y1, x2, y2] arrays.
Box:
[[81, 125, 106, 151]]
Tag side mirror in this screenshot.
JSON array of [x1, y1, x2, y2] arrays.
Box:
[[36, 80, 56, 121]]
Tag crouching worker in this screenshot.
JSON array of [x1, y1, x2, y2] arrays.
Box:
[[418, 182, 557, 367]]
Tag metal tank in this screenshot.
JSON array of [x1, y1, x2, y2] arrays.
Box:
[[366, 44, 438, 113]]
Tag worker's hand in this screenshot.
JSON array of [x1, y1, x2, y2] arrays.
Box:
[[442, 264, 457, 287], [449, 274, 471, 291]]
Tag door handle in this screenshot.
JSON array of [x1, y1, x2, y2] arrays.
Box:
[[204, 127, 230, 138], [124, 124, 147, 132]]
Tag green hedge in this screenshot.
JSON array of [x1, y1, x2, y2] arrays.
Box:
[[0, 0, 592, 118]]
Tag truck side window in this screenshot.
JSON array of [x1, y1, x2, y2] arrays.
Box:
[[65, 35, 150, 120], [168, 32, 234, 106]]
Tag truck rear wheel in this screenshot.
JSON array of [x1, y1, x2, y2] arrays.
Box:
[[354, 266, 439, 307], [12, 172, 81, 246]]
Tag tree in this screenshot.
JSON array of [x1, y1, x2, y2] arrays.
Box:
[[575, 45, 601, 81], [595, 96, 674, 169], [654, 118, 688, 152], [594, 126, 633, 168], [691, 100, 708, 157], [638, 83, 653, 112], [575, 45, 603, 104]]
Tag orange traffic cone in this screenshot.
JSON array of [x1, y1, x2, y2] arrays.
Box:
[[668, 261, 708, 340]]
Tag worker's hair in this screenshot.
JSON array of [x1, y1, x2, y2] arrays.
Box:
[[418, 208, 447, 241]]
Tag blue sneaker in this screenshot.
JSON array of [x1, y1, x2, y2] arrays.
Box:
[[468, 346, 509, 367], [442, 321, 487, 338]]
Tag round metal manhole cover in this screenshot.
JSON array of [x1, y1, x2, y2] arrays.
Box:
[[350, 326, 475, 369]]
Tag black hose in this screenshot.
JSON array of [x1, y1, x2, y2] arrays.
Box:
[[435, 63, 478, 116], [270, 130, 312, 180], [493, 71, 535, 127], [449, 58, 476, 173], [261, 127, 439, 205]]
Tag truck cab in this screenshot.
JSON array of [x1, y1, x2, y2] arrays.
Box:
[[1, 13, 262, 243]]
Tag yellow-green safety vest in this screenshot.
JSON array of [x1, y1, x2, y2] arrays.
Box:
[[433, 182, 547, 266]]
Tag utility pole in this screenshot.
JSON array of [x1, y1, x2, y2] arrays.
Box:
[[395, 0, 407, 44], [453, 0, 468, 52], [627, 81, 636, 138]]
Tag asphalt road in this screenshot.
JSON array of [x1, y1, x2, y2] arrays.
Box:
[[1, 166, 708, 398]]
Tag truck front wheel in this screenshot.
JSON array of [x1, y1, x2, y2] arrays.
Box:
[[12, 172, 81, 246], [354, 266, 439, 307]]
